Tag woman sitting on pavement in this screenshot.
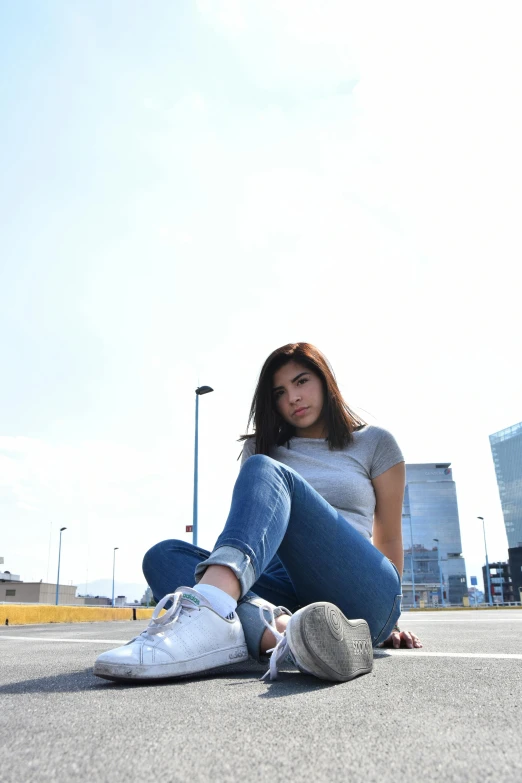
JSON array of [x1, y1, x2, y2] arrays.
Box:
[[94, 342, 422, 683]]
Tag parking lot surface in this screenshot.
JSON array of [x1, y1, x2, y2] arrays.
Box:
[[1, 609, 521, 782]]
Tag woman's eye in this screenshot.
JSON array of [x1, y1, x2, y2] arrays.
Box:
[[297, 377, 308, 386]]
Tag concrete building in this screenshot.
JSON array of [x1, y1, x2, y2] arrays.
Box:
[[1, 576, 111, 605], [402, 463, 467, 607], [1, 581, 83, 604], [489, 421, 522, 549], [1, 558, 113, 605], [74, 594, 112, 606]]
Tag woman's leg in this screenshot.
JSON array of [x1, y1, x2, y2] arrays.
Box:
[[195, 454, 401, 646], [94, 455, 399, 681], [142, 539, 298, 661], [142, 539, 210, 602]]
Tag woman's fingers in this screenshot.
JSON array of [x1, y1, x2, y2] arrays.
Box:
[[377, 630, 401, 648], [399, 631, 424, 648], [377, 630, 423, 649]]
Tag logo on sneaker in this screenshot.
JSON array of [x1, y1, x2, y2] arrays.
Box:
[[229, 648, 247, 660], [182, 593, 200, 606], [352, 639, 372, 655]]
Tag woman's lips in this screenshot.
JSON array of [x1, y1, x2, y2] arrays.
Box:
[[293, 407, 309, 417]]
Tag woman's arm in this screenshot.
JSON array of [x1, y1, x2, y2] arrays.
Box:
[[371, 461, 406, 576], [371, 461, 422, 649]]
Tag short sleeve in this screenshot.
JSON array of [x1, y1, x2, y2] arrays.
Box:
[[240, 436, 256, 466], [370, 428, 404, 479]]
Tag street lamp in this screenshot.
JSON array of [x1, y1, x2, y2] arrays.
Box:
[[193, 385, 214, 547], [477, 516, 493, 606], [55, 527, 67, 605], [433, 539, 445, 607], [112, 547, 119, 607]]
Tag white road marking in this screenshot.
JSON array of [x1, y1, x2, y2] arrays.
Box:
[[405, 610, 522, 614], [401, 616, 522, 622], [0, 636, 128, 644], [376, 650, 522, 660], [0, 637, 521, 660]]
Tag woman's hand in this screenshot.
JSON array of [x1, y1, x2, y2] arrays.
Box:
[[378, 628, 423, 649]]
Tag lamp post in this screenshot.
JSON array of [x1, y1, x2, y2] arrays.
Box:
[[433, 538, 445, 607], [112, 547, 119, 607], [477, 516, 493, 606], [193, 385, 214, 547], [55, 527, 67, 605]]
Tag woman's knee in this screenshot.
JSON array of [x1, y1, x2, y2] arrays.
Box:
[[241, 453, 282, 476], [142, 539, 199, 579]]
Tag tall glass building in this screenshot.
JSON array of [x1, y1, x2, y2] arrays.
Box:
[[402, 463, 467, 606], [489, 421, 522, 549]]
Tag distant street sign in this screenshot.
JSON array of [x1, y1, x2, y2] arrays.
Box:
[[470, 576, 478, 586], [186, 525, 193, 533]]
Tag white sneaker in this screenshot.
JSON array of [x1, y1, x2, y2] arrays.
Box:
[[93, 587, 248, 681], [261, 602, 373, 682]]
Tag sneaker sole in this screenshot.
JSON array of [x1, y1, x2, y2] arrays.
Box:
[[286, 603, 373, 682], [93, 645, 249, 681]]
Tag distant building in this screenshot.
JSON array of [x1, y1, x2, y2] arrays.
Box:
[[402, 463, 467, 607], [0, 570, 21, 583], [482, 561, 514, 604], [1, 581, 82, 604], [508, 546, 522, 603], [1, 577, 110, 605], [468, 587, 485, 606], [76, 595, 112, 606], [489, 421, 522, 548], [141, 586, 153, 605]]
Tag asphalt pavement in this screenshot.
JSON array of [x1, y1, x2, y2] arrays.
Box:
[[1, 609, 521, 783]]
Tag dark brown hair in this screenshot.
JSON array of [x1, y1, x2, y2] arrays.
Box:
[[239, 343, 366, 455]]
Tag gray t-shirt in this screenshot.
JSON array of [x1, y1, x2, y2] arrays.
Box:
[[241, 425, 404, 540]]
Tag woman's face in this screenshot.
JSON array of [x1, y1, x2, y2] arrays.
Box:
[[272, 360, 326, 438]]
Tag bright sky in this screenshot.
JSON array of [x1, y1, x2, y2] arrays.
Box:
[[1, 2, 521, 600]]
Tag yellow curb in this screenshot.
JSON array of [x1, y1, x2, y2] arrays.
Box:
[[135, 608, 157, 620], [0, 605, 158, 626]]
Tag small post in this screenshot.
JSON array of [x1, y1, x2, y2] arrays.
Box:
[[112, 547, 119, 607], [55, 527, 67, 606]]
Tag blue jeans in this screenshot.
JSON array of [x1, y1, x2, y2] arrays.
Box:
[[143, 455, 402, 661]]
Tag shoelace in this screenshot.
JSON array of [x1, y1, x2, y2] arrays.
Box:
[[259, 604, 291, 681], [140, 591, 198, 638]]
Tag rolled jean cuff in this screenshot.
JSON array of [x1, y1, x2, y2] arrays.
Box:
[[193, 545, 256, 599], [237, 594, 292, 662]]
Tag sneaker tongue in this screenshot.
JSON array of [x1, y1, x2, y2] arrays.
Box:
[[178, 587, 213, 610], [146, 587, 212, 634]]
